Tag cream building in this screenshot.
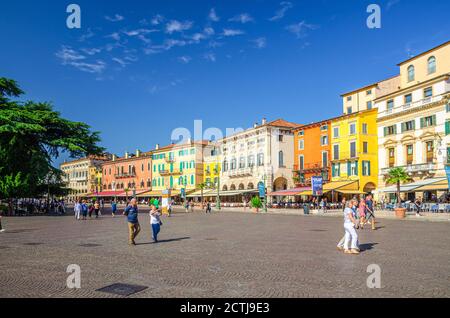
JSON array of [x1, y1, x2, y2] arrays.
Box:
[[60, 156, 108, 202], [376, 41, 450, 202], [212, 118, 300, 202]]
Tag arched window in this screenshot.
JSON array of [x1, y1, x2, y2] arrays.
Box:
[[147, 179, 151, 187], [140, 180, 145, 188], [230, 184, 236, 190], [238, 183, 245, 190], [248, 154, 255, 167], [407, 65, 415, 82], [247, 182, 254, 189], [278, 151, 284, 167], [239, 156, 245, 169], [231, 158, 237, 170], [223, 159, 228, 172], [222, 185, 228, 191], [427, 56, 436, 74]]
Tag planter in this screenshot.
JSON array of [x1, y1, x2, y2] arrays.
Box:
[[395, 207, 406, 219], [253, 208, 259, 213]]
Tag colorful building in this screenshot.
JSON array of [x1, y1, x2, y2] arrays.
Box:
[[375, 41, 450, 202], [328, 108, 379, 198], [148, 140, 212, 199], [293, 119, 331, 187], [100, 150, 153, 198], [203, 147, 221, 188]]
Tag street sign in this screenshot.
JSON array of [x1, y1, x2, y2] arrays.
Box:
[[311, 176, 323, 196], [180, 188, 186, 199], [258, 181, 265, 198]]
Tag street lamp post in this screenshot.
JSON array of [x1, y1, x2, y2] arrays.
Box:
[[263, 174, 267, 212], [215, 146, 221, 210]]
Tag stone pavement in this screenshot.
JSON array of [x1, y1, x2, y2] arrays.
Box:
[[0, 208, 449, 298]]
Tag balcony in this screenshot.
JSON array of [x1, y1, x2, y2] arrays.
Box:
[[164, 156, 175, 163], [381, 163, 437, 175], [159, 169, 183, 176], [114, 172, 136, 179], [379, 95, 443, 118], [226, 167, 254, 178], [293, 162, 328, 172]]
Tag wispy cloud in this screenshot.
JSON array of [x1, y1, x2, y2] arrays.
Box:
[[203, 52, 216, 62], [222, 29, 245, 37], [229, 13, 254, 24], [165, 20, 193, 34], [112, 57, 128, 68], [105, 14, 124, 22], [269, 1, 293, 21], [81, 47, 102, 55], [204, 27, 215, 35], [56, 46, 106, 74], [151, 14, 165, 25], [208, 8, 220, 22], [106, 32, 121, 41], [123, 28, 158, 37], [285, 21, 318, 38], [78, 28, 95, 42], [386, 0, 401, 10], [178, 56, 192, 64], [251, 37, 267, 49]]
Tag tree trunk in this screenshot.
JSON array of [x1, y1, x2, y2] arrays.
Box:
[[8, 198, 13, 216]]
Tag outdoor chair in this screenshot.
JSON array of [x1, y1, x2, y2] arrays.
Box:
[[430, 204, 438, 213], [438, 204, 445, 213]]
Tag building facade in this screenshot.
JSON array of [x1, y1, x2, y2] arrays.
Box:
[[149, 140, 211, 196], [329, 109, 379, 197], [293, 119, 331, 187], [376, 41, 450, 201], [60, 156, 108, 202], [101, 150, 153, 196], [215, 118, 300, 201]]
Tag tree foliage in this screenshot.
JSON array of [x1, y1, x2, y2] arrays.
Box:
[[0, 77, 104, 200]]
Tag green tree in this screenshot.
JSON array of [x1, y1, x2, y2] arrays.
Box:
[[0, 77, 104, 213], [386, 167, 411, 208]]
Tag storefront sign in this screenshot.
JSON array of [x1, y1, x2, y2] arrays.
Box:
[[311, 176, 323, 196]]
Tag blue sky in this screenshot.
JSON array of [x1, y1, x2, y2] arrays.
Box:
[[1, 0, 450, 165]]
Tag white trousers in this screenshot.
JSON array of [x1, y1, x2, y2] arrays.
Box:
[[74, 209, 80, 219], [344, 223, 358, 250]]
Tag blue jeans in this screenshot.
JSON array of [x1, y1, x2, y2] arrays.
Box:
[[151, 223, 160, 242]]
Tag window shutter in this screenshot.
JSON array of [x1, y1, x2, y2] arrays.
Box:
[[355, 161, 358, 176], [446, 121, 450, 135], [412, 120, 416, 130], [401, 122, 405, 132], [432, 115, 436, 126], [384, 127, 387, 136], [420, 117, 425, 128], [347, 161, 351, 176], [393, 125, 397, 134]]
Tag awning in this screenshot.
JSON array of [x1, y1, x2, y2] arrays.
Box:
[[380, 177, 447, 193], [336, 190, 367, 194], [136, 189, 182, 197], [412, 178, 449, 192], [87, 191, 122, 197], [268, 187, 310, 196], [186, 189, 215, 197], [213, 189, 258, 197], [298, 190, 330, 196], [323, 180, 359, 191], [116, 190, 149, 197]]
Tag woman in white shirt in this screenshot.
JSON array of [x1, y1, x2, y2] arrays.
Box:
[[343, 199, 360, 254], [149, 203, 162, 243]]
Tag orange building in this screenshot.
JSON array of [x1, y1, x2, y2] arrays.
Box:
[[293, 120, 331, 186], [100, 149, 153, 197]]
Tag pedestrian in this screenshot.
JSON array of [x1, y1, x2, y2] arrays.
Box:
[[167, 199, 173, 217], [365, 194, 376, 230], [111, 200, 117, 217], [343, 199, 360, 254], [206, 201, 211, 213], [81, 200, 88, 220], [0, 212, 5, 233], [94, 200, 100, 218], [358, 198, 366, 229], [88, 201, 94, 218], [414, 197, 423, 217], [190, 200, 194, 212], [74, 199, 81, 220], [149, 201, 162, 243], [124, 198, 140, 246]]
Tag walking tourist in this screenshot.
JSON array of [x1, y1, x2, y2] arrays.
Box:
[[206, 201, 212, 213], [414, 197, 423, 217], [81, 200, 88, 220], [365, 194, 376, 230], [358, 198, 366, 229], [111, 200, 117, 217], [167, 199, 173, 217], [185, 200, 189, 212], [74, 200, 81, 220], [150, 201, 162, 243], [94, 200, 100, 218], [88, 201, 94, 218], [343, 199, 360, 254], [124, 198, 140, 245]]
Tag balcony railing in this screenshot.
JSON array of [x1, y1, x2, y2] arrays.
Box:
[[379, 95, 443, 117], [226, 167, 254, 178], [331, 152, 376, 161], [164, 157, 175, 163], [159, 169, 183, 176], [381, 163, 437, 175], [114, 172, 136, 178], [293, 162, 328, 171]]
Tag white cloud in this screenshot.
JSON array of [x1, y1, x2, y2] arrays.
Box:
[[229, 13, 254, 24], [56, 46, 85, 62], [105, 14, 124, 22], [81, 48, 102, 55], [151, 14, 165, 25], [78, 28, 95, 42], [222, 29, 245, 37], [208, 8, 220, 22], [269, 2, 293, 21], [165, 20, 193, 34], [178, 56, 192, 64], [203, 52, 216, 62], [285, 21, 318, 38], [106, 32, 121, 41], [204, 27, 215, 35], [112, 57, 128, 67], [123, 28, 158, 36], [56, 46, 105, 73], [251, 37, 267, 49]]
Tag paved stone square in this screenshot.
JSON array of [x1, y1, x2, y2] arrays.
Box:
[[0, 208, 449, 298]]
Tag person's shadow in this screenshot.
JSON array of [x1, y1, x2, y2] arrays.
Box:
[[359, 242, 378, 251], [136, 237, 190, 245]]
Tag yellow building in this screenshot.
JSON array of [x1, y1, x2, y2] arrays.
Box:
[[328, 109, 378, 197], [203, 160, 221, 188], [146, 140, 211, 198], [88, 165, 103, 194]]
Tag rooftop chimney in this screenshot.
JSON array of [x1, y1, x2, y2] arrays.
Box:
[[262, 118, 267, 125], [253, 122, 258, 128], [112, 154, 116, 161], [187, 137, 192, 144], [155, 144, 160, 150], [124, 151, 129, 159], [136, 149, 141, 157]]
